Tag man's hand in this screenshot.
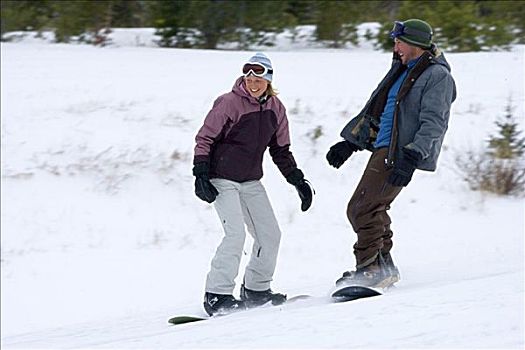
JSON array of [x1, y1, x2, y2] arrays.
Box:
[[326, 140, 359, 169], [387, 148, 422, 187]]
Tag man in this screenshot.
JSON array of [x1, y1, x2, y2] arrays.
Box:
[[326, 19, 456, 288]]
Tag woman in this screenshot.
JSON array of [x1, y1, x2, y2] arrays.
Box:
[[192, 52, 313, 316]]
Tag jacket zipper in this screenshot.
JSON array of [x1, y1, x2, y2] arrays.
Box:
[[385, 52, 433, 167], [386, 101, 399, 168]]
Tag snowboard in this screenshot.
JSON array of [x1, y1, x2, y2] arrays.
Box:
[[331, 285, 382, 302], [168, 294, 311, 326], [168, 315, 206, 325]]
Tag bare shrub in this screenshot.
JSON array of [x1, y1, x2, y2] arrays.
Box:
[[455, 150, 525, 196], [455, 99, 525, 196], [307, 125, 323, 143]]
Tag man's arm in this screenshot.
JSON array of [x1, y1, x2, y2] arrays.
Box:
[[405, 69, 455, 159]]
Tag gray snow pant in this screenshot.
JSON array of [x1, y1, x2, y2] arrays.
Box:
[[205, 178, 282, 294]]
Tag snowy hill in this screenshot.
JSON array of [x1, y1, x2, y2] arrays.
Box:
[[1, 40, 524, 348]]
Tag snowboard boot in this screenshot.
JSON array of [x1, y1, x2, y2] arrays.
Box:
[[203, 292, 246, 316], [335, 254, 396, 289], [381, 252, 401, 284], [240, 284, 287, 308]]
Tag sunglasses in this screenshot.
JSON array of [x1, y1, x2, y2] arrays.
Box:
[[390, 21, 432, 41], [242, 62, 273, 78]]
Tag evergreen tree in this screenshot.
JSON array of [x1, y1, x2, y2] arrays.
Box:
[[477, 0, 525, 46], [110, 0, 149, 28], [229, 1, 294, 49], [455, 99, 525, 196], [150, 1, 190, 48], [487, 98, 525, 160], [151, 0, 238, 49], [1, 0, 53, 35], [376, 0, 522, 52], [2, 0, 524, 50], [315, 1, 360, 48], [51, 0, 113, 43], [187, 0, 238, 49], [152, 0, 293, 49], [285, 0, 318, 25]]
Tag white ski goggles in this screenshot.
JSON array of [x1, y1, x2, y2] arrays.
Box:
[[242, 62, 273, 77]]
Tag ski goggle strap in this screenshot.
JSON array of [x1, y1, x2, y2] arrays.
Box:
[[390, 21, 432, 41], [242, 62, 273, 77]]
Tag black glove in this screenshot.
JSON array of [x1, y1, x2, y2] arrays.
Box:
[[192, 162, 219, 203], [326, 140, 359, 169], [387, 148, 422, 187], [286, 168, 313, 212]]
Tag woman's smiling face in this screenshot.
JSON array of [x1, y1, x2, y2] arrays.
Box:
[[244, 75, 269, 98]]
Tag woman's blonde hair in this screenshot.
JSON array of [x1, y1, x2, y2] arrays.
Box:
[[266, 83, 278, 96]]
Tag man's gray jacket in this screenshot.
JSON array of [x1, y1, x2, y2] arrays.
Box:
[[341, 46, 457, 171]]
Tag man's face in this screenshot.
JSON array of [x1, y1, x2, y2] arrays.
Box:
[[394, 38, 423, 65]]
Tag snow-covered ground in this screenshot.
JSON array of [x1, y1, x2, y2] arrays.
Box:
[[1, 36, 524, 349]]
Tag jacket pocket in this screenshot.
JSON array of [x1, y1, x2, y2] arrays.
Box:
[[349, 115, 375, 149]]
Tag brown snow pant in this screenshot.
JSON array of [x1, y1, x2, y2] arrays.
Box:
[[347, 148, 403, 269]]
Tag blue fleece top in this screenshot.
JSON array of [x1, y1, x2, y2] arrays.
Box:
[[374, 57, 419, 149]]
